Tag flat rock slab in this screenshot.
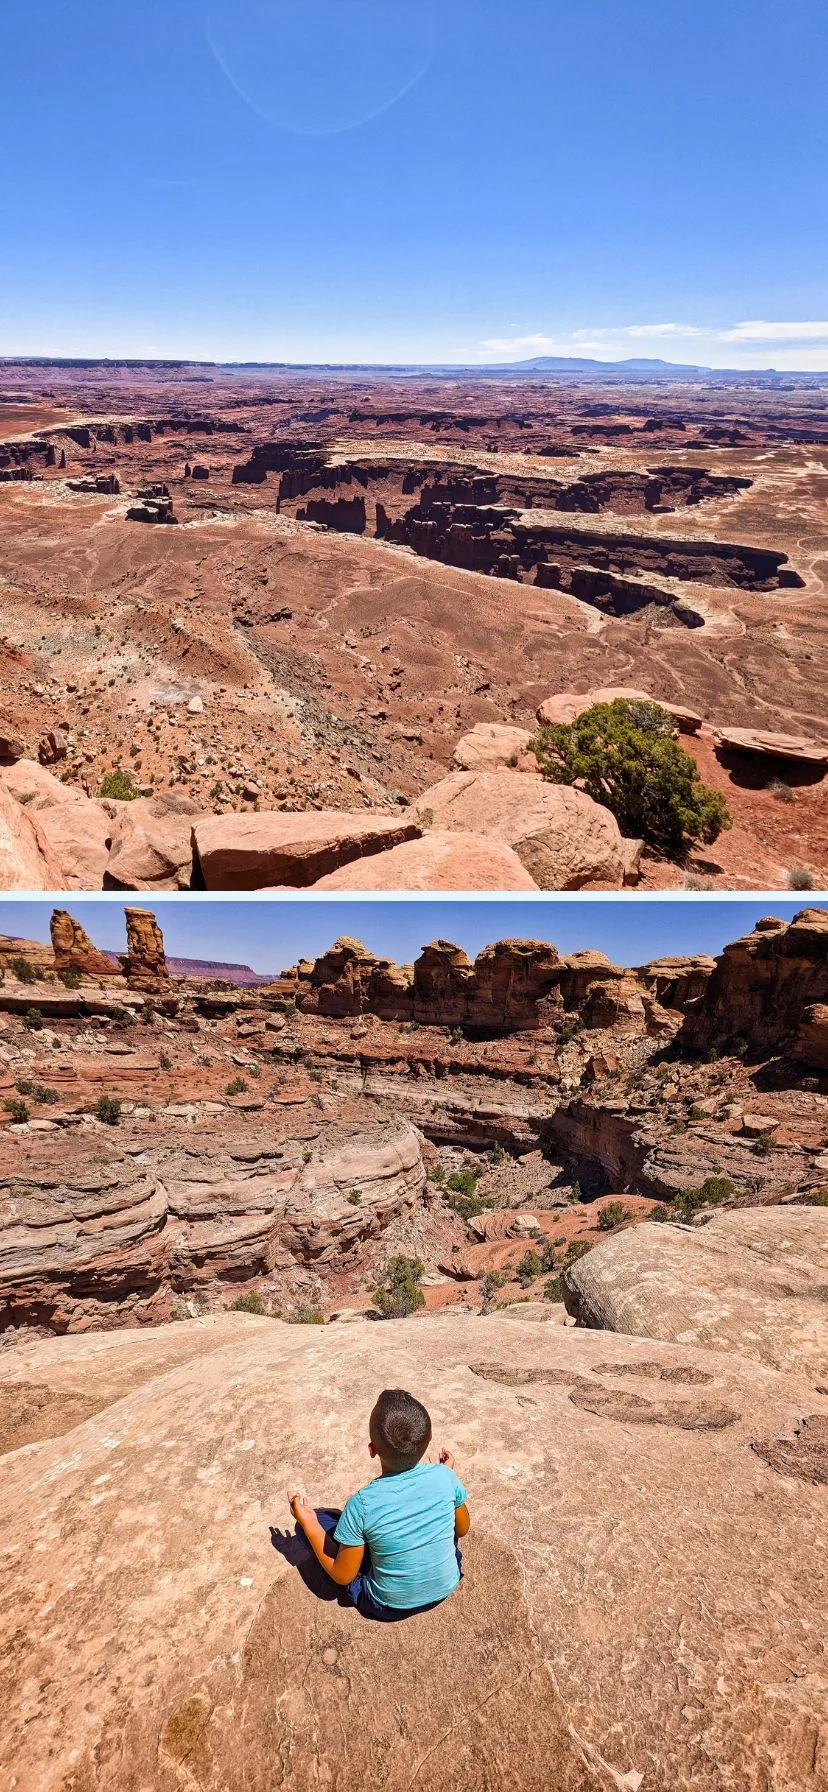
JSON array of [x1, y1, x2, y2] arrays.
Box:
[[714, 727, 828, 766], [413, 770, 635, 889], [192, 811, 421, 890], [311, 830, 539, 889], [0, 1314, 826, 1790]]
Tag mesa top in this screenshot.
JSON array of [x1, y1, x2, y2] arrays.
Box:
[[333, 1461, 467, 1609]]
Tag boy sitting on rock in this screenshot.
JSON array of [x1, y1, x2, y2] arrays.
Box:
[[289, 1387, 470, 1621]]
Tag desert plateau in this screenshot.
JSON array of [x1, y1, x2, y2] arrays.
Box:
[[2, 360, 828, 892]]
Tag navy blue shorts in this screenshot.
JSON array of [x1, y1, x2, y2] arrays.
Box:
[[315, 1508, 463, 1623]]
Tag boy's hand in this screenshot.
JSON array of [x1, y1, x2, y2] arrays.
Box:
[[288, 1491, 310, 1523], [439, 1449, 456, 1470]]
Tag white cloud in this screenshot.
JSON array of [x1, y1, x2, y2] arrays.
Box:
[[722, 320, 828, 342], [475, 318, 828, 366]]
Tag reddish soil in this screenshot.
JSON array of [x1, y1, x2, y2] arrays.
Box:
[[0, 363, 826, 886]]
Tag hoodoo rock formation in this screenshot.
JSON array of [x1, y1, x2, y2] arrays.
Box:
[[678, 907, 828, 1065], [50, 908, 119, 978], [124, 904, 169, 988]]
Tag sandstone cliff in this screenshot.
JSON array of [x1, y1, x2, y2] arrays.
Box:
[[678, 908, 828, 1065]]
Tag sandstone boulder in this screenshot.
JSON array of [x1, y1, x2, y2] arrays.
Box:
[[536, 688, 703, 733], [193, 811, 421, 891], [563, 1206, 828, 1379], [413, 771, 636, 889], [1, 758, 111, 888], [452, 722, 533, 772], [0, 779, 65, 890], [312, 830, 539, 890], [0, 722, 25, 761], [0, 1313, 825, 1790], [104, 794, 201, 890], [714, 727, 828, 767], [124, 905, 169, 988]]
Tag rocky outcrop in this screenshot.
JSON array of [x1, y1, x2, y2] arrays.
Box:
[[104, 794, 200, 891], [412, 771, 640, 889], [192, 811, 421, 891], [452, 722, 534, 771], [1, 759, 112, 889], [536, 687, 703, 733], [124, 906, 169, 989], [0, 779, 65, 890], [290, 935, 667, 1039], [638, 953, 717, 1010], [0, 1121, 425, 1331], [678, 908, 828, 1063], [563, 1207, 828, 1379], [312, 830, 538, 890], [51, 909, 119, 978], [0, 1313, 825, 1791], [549, 1096, 806, 1202], [714, 727, 828, 767]]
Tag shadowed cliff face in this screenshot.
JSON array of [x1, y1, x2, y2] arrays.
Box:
[[0, 1313, 825, 1792]]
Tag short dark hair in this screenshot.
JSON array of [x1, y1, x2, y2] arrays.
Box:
[[370, 1389, 432, 1470]]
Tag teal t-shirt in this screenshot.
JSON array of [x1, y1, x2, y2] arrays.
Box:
[[334, 1462, 467, 1610]]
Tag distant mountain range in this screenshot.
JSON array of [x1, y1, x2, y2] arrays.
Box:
[[2, 355, 825, 386], [102, 951, 275, 986]]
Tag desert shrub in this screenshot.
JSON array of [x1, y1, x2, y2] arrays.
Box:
[[371, 1254, 425, 1319], [225, 1076, 248, 1096], [528, 700, 731, 856], [445, 1167, 491, 1221], [446, 1168, 477, 1197], [346, 1191, 362, 1205], [489, 1144, 506, 1166], [287, 1306, 325, 1325], [543, 1275, 564, 1302], [540, 1240, 558, 1272], [806, 1189, 828, 1206], [11, 957, 37, 984], [233, 1290, 267, 1315], [563, 1239, 592, 1265], [3, 1098, 29, 1123], [787, 867, 814, 890], [58, 967, 82, 989], [16, 1080, 58, 1104], [673, 1174, 734, 1222], [753, 1133, 772, 1156], [159, 1052, 172, 1071], [769, 778, 794, 803], [99, 768, 140, 801], [95, 1095, 122, 1126], [22, 1008, 43, 1030], [648, 1204, 672, 1223], [480, 1268, 506, 1311], [597, 1200, 632, 1231], [449, 1026, 465, 1044], [516, 1248, 542, 1286]]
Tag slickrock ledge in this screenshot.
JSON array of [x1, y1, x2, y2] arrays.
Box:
[[0, 1313, 825, 1791]]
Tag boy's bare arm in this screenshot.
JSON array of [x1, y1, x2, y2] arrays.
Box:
[[439, 1450, 471, 1539], [288, 1493, 365, 1586]]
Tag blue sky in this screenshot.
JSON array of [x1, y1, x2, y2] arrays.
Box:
[[0, 898, 814, 976], [1, 0, 826, 368]]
